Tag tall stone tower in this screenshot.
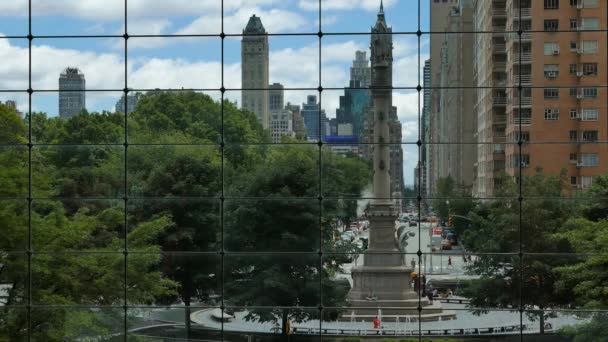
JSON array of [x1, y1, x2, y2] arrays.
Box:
[[59, 67, 86, 119], [344, 1, 453, 322], [241, 15, 269, 129]]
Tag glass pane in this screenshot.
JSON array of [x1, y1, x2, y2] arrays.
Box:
[[29, 307, 124, 341], [127, 253, 221, 307], [32, 145, 125, 198], [128, 199, 221, 253], [224, 199, 320, 253], [128, 145, 221, 198], [223, 144, 320, 198], [31, 38, 125, 91], [32, 199, 125, 252], [31, 252, 125, 305], [127, 90, 221, 144], [224, 254, 320, 308]]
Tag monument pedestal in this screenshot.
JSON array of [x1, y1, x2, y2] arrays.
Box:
[[343, 204, 455, 322]]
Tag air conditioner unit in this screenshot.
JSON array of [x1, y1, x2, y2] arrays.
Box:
[[546, 71, 558, 78], [576, 71, 584, 77], [553, 50, 560, 55], [576, 48, 583, 54], [520, 162, 528, 167], [576, 94, 584, 99], [576, 3, 584, 9], [576, 163, 584, 167]]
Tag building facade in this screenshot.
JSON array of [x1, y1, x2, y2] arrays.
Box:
[[502, 0, 607, 191], [268, 83, 284, 112], [301, 95, 328, 141], [422, 59, 431, 196], [428, 0, 460, 195], [472, 0, 508, 197], [435, 1, 477, 192], [115, 92, 141, 114], [269, 109, 295, 143], [241, 15, 270, 129], [59, 67, 86, 119], [286, 102, 307, 140]]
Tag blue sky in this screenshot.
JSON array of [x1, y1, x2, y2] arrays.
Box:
[[0, 0, 433, 186]]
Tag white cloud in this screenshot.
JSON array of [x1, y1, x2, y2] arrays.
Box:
[[299, 0, 397, 11], [177, 6, 309, 35]]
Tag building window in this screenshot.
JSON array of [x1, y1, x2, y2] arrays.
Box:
[[570, 41, 578, 51], [582, 40, 598, 53], [583, 0, 599, 7], [582, 131, 598, 142], [569, 108, 578, 119], [544, 42, 560, 55], [583, 63, 598, 76], [544, 108, 560, 120], [544, 64, 559, 78], [569, 20, 578, 30], [569, 0, 579, 5], [569, 130, 578, 141], [569, 154, 578, 163], [570, 176, 577, 186], [544, 0, 560, 9], [580, 153, 599, 166], [544, 88, 559, 98], [582, 108, 599, 121], [580, 18, 599, 30], [544, 20, 559, 31], [515, 131, 530, 142], [580, 176, 595, 189], [569, 64, 578, 75], [583, 87, 598, 98]]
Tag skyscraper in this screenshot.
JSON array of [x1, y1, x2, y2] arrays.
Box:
[[422, 59, 431, 196], [241, 15, 270, 129], [268, 83, 284, 112], [115, 92, 141, 114], [500, 0, 607, 192], [428, 0, 459, 195], [435, 1, 476, 191], [350, 50, 372, 88], [301, 95, 328, 141], [472, 0, 508, 198], [59, 67, 86, 119]]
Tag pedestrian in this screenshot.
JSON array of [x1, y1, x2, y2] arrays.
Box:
[[468, 255, 473, 264], [411, 257, 416, 269], [447, 289, 453, 298], [447, 256, 453, 269], [462, 254, 467, 265], [373, 316, 380, 329], [421, 275, 427, 295], [432, 288, 438, 299]]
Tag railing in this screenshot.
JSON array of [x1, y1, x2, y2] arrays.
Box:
[[505, 32, 532, 41], [493, 43, 506, 53], [513, 74, 532, 84], [493, 97, 507, 106], [509, 97, 532, 106], [511, 8, 531, 18], [494, 115, 507, 124], [293, 324, 529, 337], [493, 62, 507, 70], [511, 53, 532, 63], [512, 116, 532, 125]]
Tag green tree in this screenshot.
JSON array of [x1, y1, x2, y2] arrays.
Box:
[[224, 144, 369, 335], [461, 169, 578, 333]]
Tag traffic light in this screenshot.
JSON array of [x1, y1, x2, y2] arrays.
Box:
[[448, 216, 453, 227]]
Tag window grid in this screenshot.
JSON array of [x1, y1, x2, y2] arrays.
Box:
[[0, 0, 604, 340]]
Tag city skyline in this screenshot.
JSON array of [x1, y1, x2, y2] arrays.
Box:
[[0, 0, 426, 186]]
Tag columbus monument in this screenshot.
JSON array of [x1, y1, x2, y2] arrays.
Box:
[[344, 1, 454, 322]]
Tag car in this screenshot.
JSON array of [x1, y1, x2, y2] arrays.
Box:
[[408, 221, 417, 227], [341, 231, 355, 242], [441, 240, 452, 250]]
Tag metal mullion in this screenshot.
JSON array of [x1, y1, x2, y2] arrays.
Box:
[[123, 0, 129, 340]]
